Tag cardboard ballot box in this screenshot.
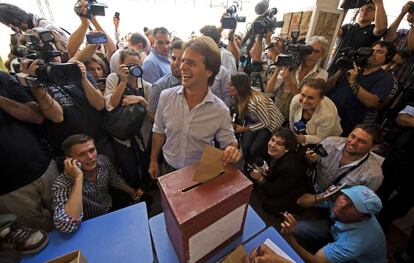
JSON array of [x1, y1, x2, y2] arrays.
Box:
[[158, 164, 253, 263]]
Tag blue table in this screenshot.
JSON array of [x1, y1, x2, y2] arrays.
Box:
[[22, 202, 153, 263], [244, 227, 304, 263], [149, 205, 266, 263]]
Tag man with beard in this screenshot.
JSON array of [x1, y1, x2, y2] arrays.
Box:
[[328, 41, 395, 135], [297, 124, 384, 208]]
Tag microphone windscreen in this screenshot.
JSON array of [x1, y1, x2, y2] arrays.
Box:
[[254, 157, 264, 167], [255, 0, 269, 15]]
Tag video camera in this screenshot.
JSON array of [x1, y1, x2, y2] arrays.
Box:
[[11, 28, 82, 87], [221, 2, 246, 29], [252, 8, 284, 35], [335, 47, 372, 70], [74, 0, 108, 19], [272, 30, 314, 69], [339, 0, 373, 9]]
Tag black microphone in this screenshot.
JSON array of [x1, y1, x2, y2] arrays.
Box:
[[255, 0, 269, 15], [253, 157, 268, 175]]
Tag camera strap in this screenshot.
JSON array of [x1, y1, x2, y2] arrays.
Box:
[[330, 153, 370, 190]]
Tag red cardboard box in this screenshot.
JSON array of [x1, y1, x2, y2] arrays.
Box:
[[158, 164, 253, 263]]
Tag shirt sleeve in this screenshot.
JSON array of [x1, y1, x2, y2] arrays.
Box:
[[51, 174, 83, 233], [152, 89, 167, 134], [248, 97, 271, 131], [104, 73, 119, 111], [147, 82, 162, 113], [216, 106, 238, 148], [369, 71, 394, 102], [323, 239, 362, 263], [2, 72, 34, 103], [399, 105, 414, 116], [221, 68, 232, 107]]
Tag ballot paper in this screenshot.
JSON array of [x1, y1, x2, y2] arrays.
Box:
[[264, 238, 296, 263], [193, 145, 224, 183]]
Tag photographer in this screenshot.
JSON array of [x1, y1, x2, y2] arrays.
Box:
[[289, 79, 342, 146], [104, 48, 151, 195], [18, 43, 107, 162], [328, 41, 395, 136], [0, 3, 70, 62], [297, 124, 384, 208], [328, 0, 388, 73], [249, 128, 311, 217], [265, 36, 328, 119]]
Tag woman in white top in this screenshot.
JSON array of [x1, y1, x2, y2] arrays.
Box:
[[228, 72, 285, 166], [289, 78, 342, 146], [104, 48, 152, 199]]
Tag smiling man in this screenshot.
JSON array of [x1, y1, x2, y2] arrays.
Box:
[[281, 185, 387, 263], [149, 36, 240, 178], [328, 41, 395, 135], [52, 134, 142, 233], [297, 124, 384, 208]]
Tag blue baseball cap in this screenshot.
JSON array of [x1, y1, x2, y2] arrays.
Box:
[[341, 185, 382, 215]]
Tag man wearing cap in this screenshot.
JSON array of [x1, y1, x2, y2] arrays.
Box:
[[280, 185, 386, 263]]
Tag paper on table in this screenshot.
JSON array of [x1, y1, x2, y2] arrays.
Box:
[[220, 245, 248, 263], [264, 238, 296, 263], [193, 145, 224, 183]]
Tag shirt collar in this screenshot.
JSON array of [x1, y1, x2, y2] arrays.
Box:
[[176, 85, 215, 104], [150, 47, 170, 62]]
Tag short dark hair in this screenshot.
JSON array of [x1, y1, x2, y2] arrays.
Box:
[[371, 40, 396, 64], [153, 27, 170, 38], [62, 134, 94, 156], [0, 3, 30, 28], [300, 78, 327, 97], [129, 32, 149, 50], [184, 36, 221, 86], [120, 47, 140, 64], [272, 127, 298, 152], [200, 25, 221, 44], [171, 39, 184, 50], [353, 124, 381, 145], [395, 49, 410, 60]]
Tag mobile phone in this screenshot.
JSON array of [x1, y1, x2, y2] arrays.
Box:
[[86, 32, 107, 45], [114, 12, 120, 19]]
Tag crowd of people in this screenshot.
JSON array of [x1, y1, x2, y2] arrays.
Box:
[[0, 0, 413, 262]]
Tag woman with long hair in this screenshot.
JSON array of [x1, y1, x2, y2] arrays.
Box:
[[228, 72, 285, 166]]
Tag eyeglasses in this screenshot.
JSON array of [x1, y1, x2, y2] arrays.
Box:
[[156, 40, 171, 46]]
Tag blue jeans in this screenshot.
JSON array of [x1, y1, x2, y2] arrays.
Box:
[[294, 219, 333, 254]]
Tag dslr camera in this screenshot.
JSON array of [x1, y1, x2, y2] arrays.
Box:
[[252, 8, 284, 35], [272, 30, 314, 69], [335, 47, 373, 70], [221, 2, 246, 29], [310, 143, 328, 157], [11, 28, 81, 87], [74, 0, 108, 19]]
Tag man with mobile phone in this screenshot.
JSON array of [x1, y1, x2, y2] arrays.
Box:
[[52, 134, 146, 233]]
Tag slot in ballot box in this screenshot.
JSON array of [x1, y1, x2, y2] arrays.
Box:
[[158, 164, 253, 263]]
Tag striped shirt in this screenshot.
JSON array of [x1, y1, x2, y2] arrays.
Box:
[[247, 93, 285, 132], [52, 155, 128, 233]]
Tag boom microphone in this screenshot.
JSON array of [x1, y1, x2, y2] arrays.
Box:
[[255, 0, 269, 15]]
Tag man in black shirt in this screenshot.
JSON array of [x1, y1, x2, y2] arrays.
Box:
[[0, 71, 59, 231], [329, 0, 388, 74], [20, 57, 108, 160]]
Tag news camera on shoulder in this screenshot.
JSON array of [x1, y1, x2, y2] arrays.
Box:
[[11, 28, 82, 88]]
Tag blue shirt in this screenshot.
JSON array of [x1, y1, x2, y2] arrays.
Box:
[[153, 86, 237, 169], [142, 48, 171, 84], [330, 69, 393, 135], [209, 66, 231, 107], [323, 217, 387, 263]]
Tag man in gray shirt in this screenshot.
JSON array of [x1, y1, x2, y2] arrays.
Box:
[[149, 36, 241, 178]]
